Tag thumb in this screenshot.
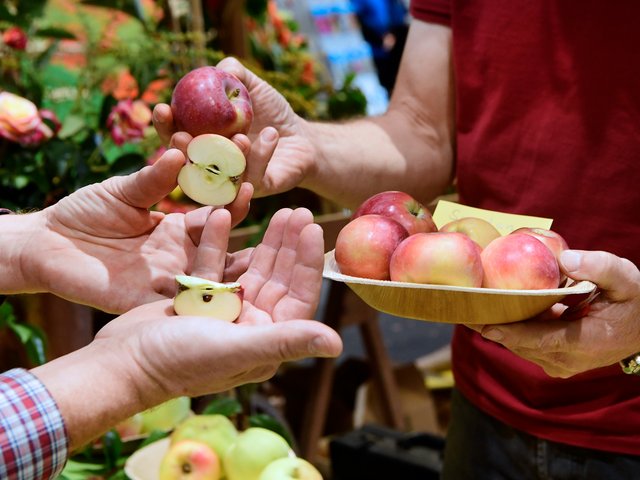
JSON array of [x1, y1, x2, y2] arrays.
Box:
[[244, 321, 343, 363], [560, 250, 640, 302], [110, 148, 185, 209]]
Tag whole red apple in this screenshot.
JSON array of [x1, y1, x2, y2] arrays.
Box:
[[171, 66, 253, 138], [481, 233, 560, 290], [510, 227, 569, 260], [335, 214, 409, 280], [352, 191, 437, 235], [439, 217, 501, 249], [389, 232, 484, 287]]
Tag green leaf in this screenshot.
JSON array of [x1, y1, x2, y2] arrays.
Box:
[[138, 430, 169, 449], [101, 430, 124, 470], [201, 396, 243, 417], [34, 27, 77, 40], [58, 115, 88, 139]]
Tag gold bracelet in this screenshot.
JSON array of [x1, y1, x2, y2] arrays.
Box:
[[620, 353, 640, 375]]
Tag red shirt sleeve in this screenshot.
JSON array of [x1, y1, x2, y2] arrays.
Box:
[[0, 369, 69, 479], [410, 0, 451, 26]]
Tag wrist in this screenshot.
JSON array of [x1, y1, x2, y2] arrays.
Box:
[[31, 338, 155, 450]]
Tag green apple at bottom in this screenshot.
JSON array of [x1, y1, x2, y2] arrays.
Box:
[[258, 457, 323, 480], [223, 427, 291, 480]]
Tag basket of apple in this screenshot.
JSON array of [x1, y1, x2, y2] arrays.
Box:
[[125, 413, 323, 480], [324, 191, 596, 324]]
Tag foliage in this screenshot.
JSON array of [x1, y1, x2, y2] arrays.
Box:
[[0, 301, 47, 366]]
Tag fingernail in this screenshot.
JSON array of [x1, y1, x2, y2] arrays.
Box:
[[482, 328, 504, 342], [561, 250, 582, 273], [261, 128, 277, 142], [310, 336, 331, 357], [152, 109, 163, 124]]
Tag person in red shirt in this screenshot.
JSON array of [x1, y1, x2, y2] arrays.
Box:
[[153, 0, 640, 477], [0, 148, 342, 479]]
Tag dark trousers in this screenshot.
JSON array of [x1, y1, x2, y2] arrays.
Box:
[[443, 389, 640, 479]]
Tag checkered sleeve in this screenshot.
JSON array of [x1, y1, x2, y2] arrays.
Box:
[[0, 369, 69, 479]]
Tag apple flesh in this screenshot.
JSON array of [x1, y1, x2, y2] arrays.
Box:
[[174, 275, 244, 322], [258, 457, 323, 480], [334, 214, 409, 280], [439, 217, 501, 249], [481, 233, 561, 289], [178, 134, 246, 206], [171, 66, 253, 138], [223, 427, 291, 480], [389, 232, 484, 287], [159, 439, 221, 480], [352, 190, 437, 235], [171, 414, 238, 479]]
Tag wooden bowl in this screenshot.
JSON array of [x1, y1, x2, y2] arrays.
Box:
[[323, 250, 597, 324]]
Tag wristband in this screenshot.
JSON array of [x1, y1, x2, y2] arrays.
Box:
[[620, 353, 640, 375]]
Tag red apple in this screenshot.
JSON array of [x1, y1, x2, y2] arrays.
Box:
[[335, 214, 409, 280], [389, 232, 484, 287], [481, 233, 561, 290], [510, 227, 569, 260], [171, 66, 253, 138], [352, 191, 437, 235], [439, 217, 501, 249], [159, 439, 221, 480]]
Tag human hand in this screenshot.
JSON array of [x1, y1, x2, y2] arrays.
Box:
[[21, 148, 252, 313], [153, 56, 316, 198], [33, 298, 342, 449], [468, 250, 640, 378]]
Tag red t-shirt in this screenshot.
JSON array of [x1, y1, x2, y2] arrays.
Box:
[[410, 0, 640, 455]]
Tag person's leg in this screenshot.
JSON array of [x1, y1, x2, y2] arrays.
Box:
[[443, 389, 640, 480]]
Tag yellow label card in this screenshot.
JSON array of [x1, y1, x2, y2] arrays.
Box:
[[432, 200, 553, 235]]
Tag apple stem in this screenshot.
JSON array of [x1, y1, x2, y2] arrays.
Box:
[[227, 88, 241, 100]]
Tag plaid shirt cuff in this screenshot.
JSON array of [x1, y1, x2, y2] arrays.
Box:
[[0, 369, 69, 479]]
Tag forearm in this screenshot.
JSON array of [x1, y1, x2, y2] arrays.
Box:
[[299, 20, 455, 210], [0, 212, 45, 294], [30, 340, 151, 451]]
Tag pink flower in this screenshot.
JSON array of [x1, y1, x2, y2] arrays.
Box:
[[107, 99, 152, 146], [0, 92, 56, 147], [3, 26, 27, 51]]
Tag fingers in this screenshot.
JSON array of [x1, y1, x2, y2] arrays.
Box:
[[152, 103, 175, 145], [223, 248, 254, 282], [169, 132, 192, 155], [560, 250, 640, 301], [244, 127, 278, 194], [226, 182, 253, 228], [190, 209, 232, 281], [109, 148, 185, 209], [217, 57, 262, 91]]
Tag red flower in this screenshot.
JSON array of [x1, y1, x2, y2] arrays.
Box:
[[3, 27, 27, 51], [107, 99, 152, 145]]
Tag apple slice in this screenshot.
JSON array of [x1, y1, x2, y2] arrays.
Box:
[[173, 275, 244, 322], [178, 134, 246, 206]]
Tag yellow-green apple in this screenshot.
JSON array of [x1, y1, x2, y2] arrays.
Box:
[[223, 427, 291, 480], [334, 214, 409, 280], [159, 439, 221, 480], [352, 191, 437, 235], [258, 457, 323, 480], [171, 415, 238, 479], [178, 134, 246, 206], [389, 232, 484, 287], [481, 233, 561, 289], [439, 217, 501, 249], [113, 412, 144, 439], [140, 396, 191, 434], [173, 275, 244, 322], [171, 66, 253, 138]]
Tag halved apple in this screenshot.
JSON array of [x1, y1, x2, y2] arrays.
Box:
[[178, 134, 246, 206], [173, 275, 244, 322]]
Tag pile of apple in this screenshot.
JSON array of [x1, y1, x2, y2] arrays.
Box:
[[334, 191, 569, 290], [159, 414, 323, 480]]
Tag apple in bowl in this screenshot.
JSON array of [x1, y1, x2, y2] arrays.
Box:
[[352, 191, 437, 235], [171, 66, 253, 138], [439, 216, 501, 249], [334, 214, 409, 280], [389, 232, 484, 287]]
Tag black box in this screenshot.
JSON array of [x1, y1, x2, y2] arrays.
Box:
[[329, 424, 445, 480]]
